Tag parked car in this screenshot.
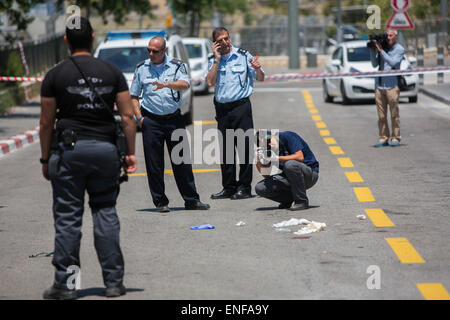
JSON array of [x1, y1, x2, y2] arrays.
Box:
[[93, 30, 194, 124], [182, 37, 213, 94], [322, 40, 418, 104]]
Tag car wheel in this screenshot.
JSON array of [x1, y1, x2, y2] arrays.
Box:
[[322, 80, 334, 103], [408, 95, 418, 103], [340, 81, 351, 105]]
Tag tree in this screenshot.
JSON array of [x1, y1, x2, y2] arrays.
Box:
[[56, 0, 154, 25], [0, 0, 46, 40], [170, 0, 249, 36]]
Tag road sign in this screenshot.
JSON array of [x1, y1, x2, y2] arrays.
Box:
[[386, 0, 414, 29], [391, 0, 411, 11]]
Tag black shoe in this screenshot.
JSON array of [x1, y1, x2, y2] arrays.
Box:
[[211, 188, 236, 199], [185, 200, 210, 210], [278, 202, 293, 209], [155, 205, 170, 212], [231, 189, 252, 200], [289, 202, 309, 211], [105, 283, 126, 298], [43, 285, 77, 300]]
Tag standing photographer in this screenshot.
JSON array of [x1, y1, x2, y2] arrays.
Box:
[[369, 29, 405, 147]]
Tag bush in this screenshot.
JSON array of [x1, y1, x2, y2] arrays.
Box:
[[0, 52, 26, 114]]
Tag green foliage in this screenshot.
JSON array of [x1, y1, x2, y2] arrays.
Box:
[[171, 0, 249, 24], [57, 0, 153, 24], [0, 0, 46, 42], [5, 51, 24, 77]]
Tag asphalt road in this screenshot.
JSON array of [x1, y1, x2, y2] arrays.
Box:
[[0, 77, 449, 300]]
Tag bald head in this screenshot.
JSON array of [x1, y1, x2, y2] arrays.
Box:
[[147, 36, 167, 64], [149, 36, 166, 49]]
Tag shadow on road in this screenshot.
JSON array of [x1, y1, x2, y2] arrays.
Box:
[[77, 287, 145, 299]]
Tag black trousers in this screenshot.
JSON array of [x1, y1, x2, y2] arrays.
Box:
[[214, 97, 254, 191], [255, 160, 319, 205], [48, 140, 124, 289], [141, 112, 200, 207]]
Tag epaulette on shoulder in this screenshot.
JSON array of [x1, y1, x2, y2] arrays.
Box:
[[170, 58, 183, 66], [136, 60, 145, 68], [237, 48, 248, 55]]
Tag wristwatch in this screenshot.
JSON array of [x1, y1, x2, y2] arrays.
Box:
[[39, 158, 49, 164]]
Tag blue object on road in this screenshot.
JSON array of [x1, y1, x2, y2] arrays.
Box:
[[190, 224, 215, 230]]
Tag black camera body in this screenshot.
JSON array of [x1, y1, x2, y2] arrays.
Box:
[[367, 33, 389, 51]]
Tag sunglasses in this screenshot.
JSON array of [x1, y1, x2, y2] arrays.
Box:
[[147, 48, 164, 54]]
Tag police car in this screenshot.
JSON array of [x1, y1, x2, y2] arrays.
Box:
[[93, 30, 194, 124], [322, 40, 418, 104]]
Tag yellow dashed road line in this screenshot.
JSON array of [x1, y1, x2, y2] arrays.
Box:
[[301, 89, 442, 299], [353, 187, 375, 202], [337, 157, 354, 168], [385, 238, 425, 264], [329, 146, 345, 155], [365, 209, 395, 227], [417, 283, 450, 300], [345, 171, 364, 183], [129, 168, 221, 177]]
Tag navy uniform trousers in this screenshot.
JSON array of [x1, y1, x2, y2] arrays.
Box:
[[214, 97, 254, 192], [141, 110, 200, 207], [49, 140, 124, 290]]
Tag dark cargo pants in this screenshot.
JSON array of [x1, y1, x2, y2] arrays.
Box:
[[255, 160, 319, 205], [48, 140, 124, 290]]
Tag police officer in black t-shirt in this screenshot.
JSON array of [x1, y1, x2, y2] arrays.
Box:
[[255, 131, 319, 211], [39, 17, 137, 299]]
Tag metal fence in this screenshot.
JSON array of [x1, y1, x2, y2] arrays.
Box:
[[192, 16, 449, 57], [0, 32, 68, 76]]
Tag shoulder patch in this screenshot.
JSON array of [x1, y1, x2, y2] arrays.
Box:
[[136, 60, 145, 68], [170, 58, 183, 66], [237, 48, 248, 55]]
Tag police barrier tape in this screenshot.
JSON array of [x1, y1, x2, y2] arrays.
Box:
[[1, 66, 449, 83]]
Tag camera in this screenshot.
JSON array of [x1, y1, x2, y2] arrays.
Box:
[[367, 33, 389, 50], [256, 129, 272, 165]]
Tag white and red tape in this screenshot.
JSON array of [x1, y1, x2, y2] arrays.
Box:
[[1, 66, 449, 84]]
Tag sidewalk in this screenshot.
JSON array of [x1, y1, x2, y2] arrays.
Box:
[[419, 76, 450, 105], [0, 98, 40, 158]]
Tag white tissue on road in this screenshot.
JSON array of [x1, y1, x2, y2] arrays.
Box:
[[356, 215, 367, 220], [272, 218, 310, 228], [293, 221, 326, 235], [236, 221, 246, 226], [272, 218, 326, 235]]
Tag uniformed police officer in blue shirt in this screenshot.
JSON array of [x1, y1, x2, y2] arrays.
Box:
[[206, 27, 265, 200], [130, 36, 210, 212]]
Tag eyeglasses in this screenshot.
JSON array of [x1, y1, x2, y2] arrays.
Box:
[[147, 48, 164, 54]]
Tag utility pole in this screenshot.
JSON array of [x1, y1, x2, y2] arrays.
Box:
[[288, 0, 299, 69], [337, 0, 342, 44]]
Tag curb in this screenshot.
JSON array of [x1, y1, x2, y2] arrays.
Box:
[[419, 87, 450, 105], [0, 127, 40, 158]]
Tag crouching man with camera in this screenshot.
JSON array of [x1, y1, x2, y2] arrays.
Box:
[[254, 131, 319, 211], [369, 29, 405, 147]]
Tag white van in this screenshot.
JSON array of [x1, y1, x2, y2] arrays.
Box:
[[93, 30, 194, 124]]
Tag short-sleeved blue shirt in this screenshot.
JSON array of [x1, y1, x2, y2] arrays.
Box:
[[278, 131, 319, 172], [130, 55, 190, 115], [207, 46, 263, 103]]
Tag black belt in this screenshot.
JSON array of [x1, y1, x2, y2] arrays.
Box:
[[141, 108, 180, 120], [77, 134, 114, 143], [214, 97, 249, 110]]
